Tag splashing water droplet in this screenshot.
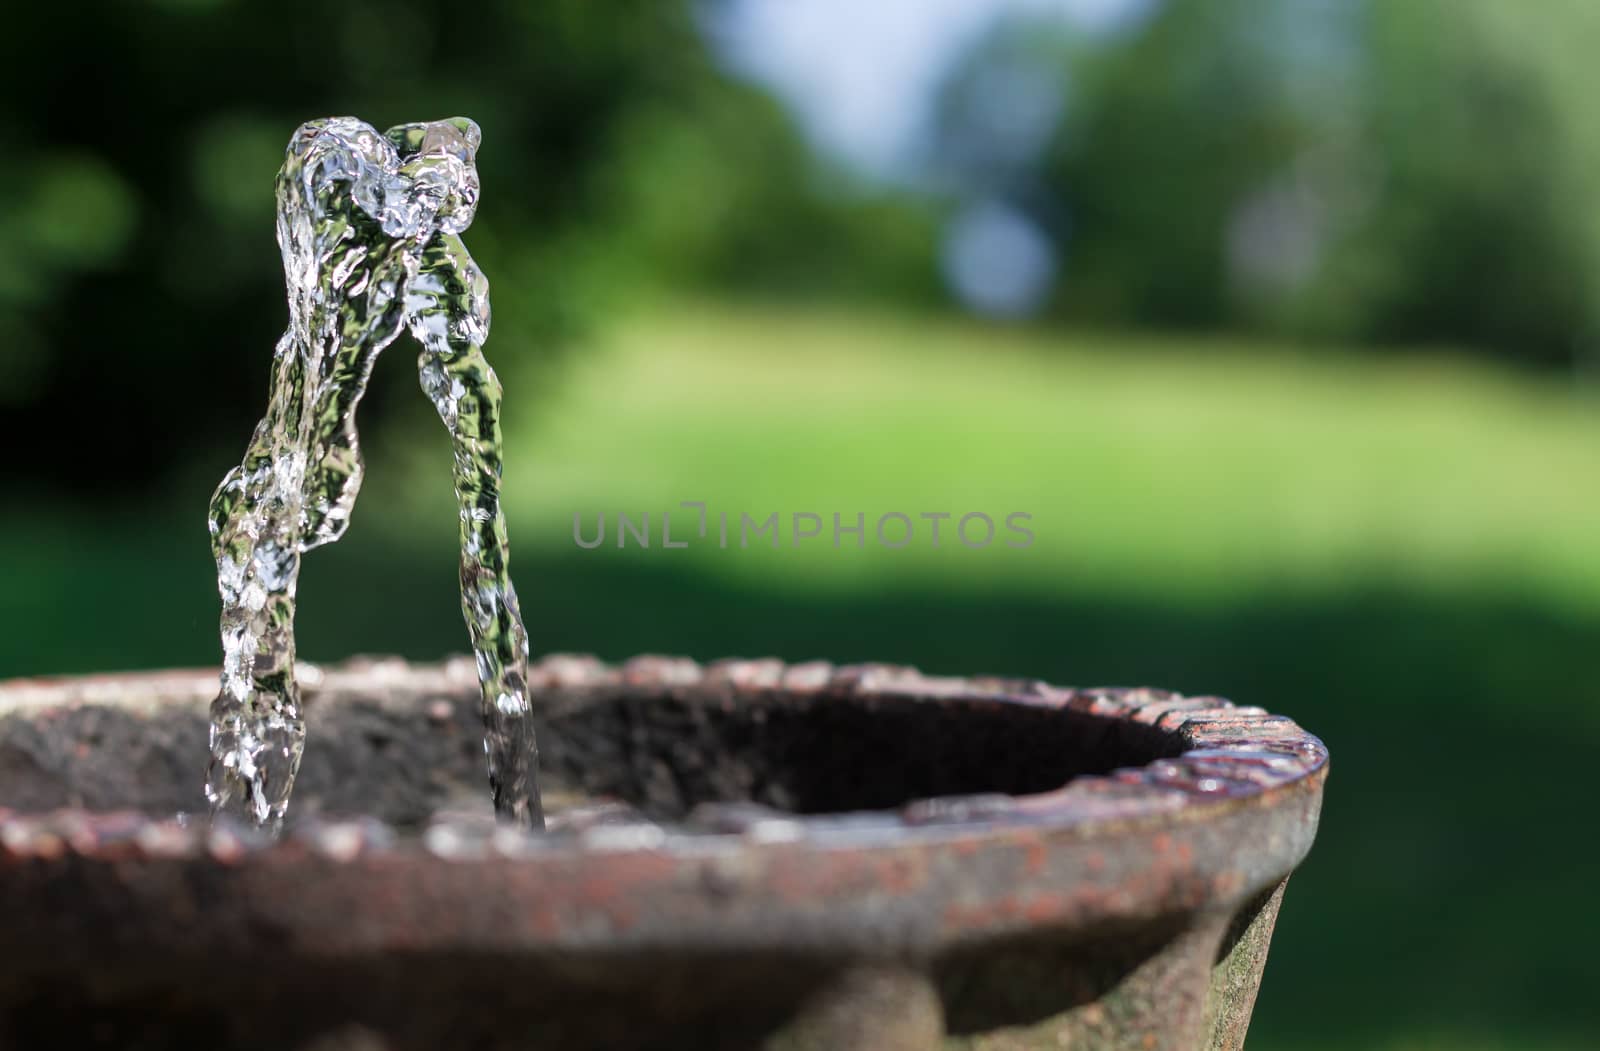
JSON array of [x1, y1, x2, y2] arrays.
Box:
[[205, 116, 542, 831]]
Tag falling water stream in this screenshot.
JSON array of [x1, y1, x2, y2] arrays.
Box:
[[205, 117, 541, 830]]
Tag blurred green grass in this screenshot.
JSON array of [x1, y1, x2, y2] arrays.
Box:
[[495, 301, 1600, 612], [3, 303, 1598, 1048]]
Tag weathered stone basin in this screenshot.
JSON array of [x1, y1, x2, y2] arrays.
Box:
[[0, 656, 1326, 1050]]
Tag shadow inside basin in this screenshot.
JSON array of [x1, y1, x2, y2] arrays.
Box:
[[0, 668, 1185, 828]]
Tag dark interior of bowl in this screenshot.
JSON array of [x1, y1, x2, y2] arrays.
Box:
[[0, 665, 1185, 828]]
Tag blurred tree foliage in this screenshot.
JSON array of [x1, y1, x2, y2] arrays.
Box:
[[933, 0, 1600, 365], [10, 0, 1599, 499], [0, 0, 936, 493]]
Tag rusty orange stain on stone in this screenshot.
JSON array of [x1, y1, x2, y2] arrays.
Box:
[[1023, 838, 1047, 876]]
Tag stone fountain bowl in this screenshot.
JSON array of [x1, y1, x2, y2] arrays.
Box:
[[0, 656, 1326, 1051]]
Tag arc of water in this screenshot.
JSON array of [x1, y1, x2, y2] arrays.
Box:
[[205, 117, 541, 830]]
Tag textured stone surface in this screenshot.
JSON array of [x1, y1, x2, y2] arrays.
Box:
[[0, 656, 1327, 1049]]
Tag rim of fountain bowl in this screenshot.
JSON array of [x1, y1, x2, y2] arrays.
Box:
[[0, 655, 1328, 950]]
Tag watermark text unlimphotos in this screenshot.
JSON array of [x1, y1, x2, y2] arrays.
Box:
[[572, 503, 1034, 552]]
